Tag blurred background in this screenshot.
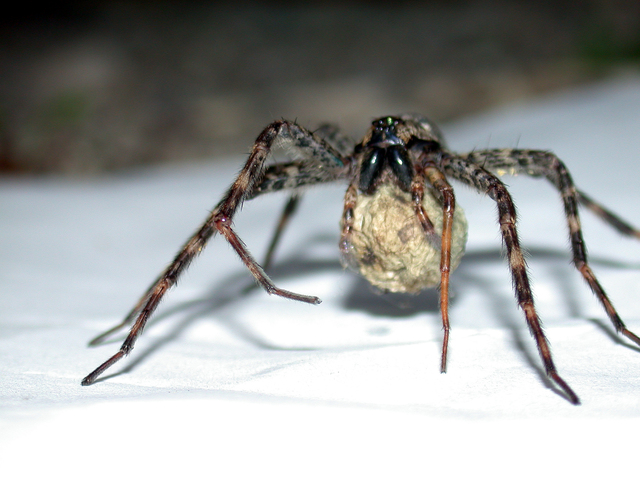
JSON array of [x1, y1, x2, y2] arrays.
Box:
[[1, 0, 639, 175]]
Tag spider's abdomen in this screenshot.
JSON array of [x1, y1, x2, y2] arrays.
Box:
[[341, 183, 468, 293]]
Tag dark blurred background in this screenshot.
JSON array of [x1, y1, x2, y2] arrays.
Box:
[[1, 0, 639, 175]]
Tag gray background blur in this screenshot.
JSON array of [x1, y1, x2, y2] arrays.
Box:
[[1, 0, 639, 175]]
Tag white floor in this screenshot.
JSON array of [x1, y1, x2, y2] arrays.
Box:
[[2, 74, 640, 478]]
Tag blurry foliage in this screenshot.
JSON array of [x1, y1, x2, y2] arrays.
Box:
[[38, 91, 90, 130], [579, 24, 640, 65], [1, 1, 639, 175]]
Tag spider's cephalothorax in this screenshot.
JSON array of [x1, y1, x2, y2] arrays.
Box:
[[82, 114, 640, 405]]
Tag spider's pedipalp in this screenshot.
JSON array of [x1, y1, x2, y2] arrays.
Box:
[[421, 162, 457, 373]]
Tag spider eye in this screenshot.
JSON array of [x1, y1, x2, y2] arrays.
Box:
[[370, 122, 402, 148]]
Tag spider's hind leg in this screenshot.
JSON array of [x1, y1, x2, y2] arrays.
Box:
[[577, 190, 640, 240], [262, 193, 301, 271]]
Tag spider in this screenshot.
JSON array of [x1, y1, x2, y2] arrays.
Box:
[[82, 113, 640, 404]]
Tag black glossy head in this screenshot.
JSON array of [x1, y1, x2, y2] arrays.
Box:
[[368, 117, 404, 148]]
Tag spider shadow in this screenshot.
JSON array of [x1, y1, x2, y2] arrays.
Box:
[[92, 236, 640, 392], [333, 246, 572, 400], [453, 246, 640, 401], [92, 233, 350, 382], [583, 317, 640, 353], [341, 277, 440, 318], [93, 258, 342, 383], [342, 244, 640, 322]]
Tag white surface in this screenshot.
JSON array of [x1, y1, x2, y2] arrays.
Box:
[[3, 75, 640, 477]]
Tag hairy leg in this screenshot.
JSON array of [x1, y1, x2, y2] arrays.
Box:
[[576, 190, 640, 240], [262, 194, 301, 271], [466, 149, 640, 346], [442, 153, 580, 404], [83, 120, 348, 385]]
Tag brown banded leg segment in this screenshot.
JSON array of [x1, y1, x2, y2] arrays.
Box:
[[214, 208, 321, 304], [577, 190, 640, 240], [552, 164, 640, 346], [339, 182, 359, 268], [82, 216, 222, 385], [442, 154, 580, 404], [262, 194, 301, 271], [465, 149, 640, 348], [490, 176, 579, 404]]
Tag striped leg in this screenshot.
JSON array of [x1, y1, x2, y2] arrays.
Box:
[[577, 190, 640, 240], [262, 194, 301, 271], [442, 153, 580, 404], [259, 122, 353, 271], [467, 149, 640, 347], [83, 120, 348, 385], [338, 182, 359, 269]]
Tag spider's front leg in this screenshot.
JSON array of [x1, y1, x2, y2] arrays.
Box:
[[442, 154, 580, 404], [82, 120, 348, 385], [471, 149, 640, 347]]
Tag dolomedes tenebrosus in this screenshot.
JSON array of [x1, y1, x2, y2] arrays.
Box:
[[82, 114, 640, 404]]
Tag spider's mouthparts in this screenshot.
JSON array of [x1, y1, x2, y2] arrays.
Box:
[[370, 133, 403, 149]]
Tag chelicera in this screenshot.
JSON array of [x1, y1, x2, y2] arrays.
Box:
[[82, 113, 640, 404]]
